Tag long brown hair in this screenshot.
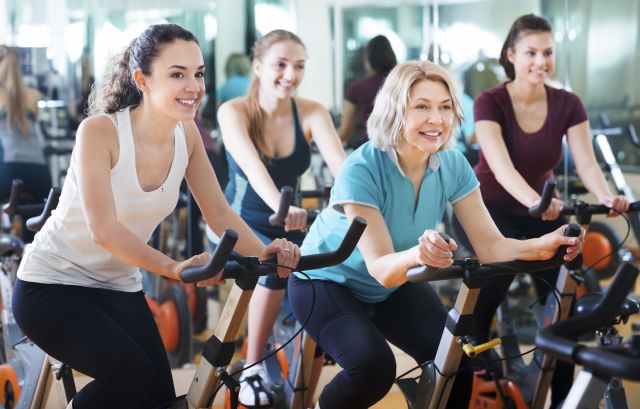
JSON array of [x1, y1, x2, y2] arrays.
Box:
[[0, 45, 29, 135], [247, 30, 305, 156], [88, 24, 198, 115], [499, 14, 552, 81]]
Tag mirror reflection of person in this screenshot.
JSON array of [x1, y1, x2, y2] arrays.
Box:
[[0, 45, 52, 233], [338, 35, 397, 148], [218, 52, 251, 106]]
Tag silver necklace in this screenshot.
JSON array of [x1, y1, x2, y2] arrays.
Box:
[[133, 120, 168, 193]]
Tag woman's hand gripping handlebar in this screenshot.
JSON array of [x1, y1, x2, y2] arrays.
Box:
[[403, 224, 581, 358], [268, 186, 319, 230], [179, 217, 367, 283], [530, 179, 637, 220], [405, 223, 582, 283]]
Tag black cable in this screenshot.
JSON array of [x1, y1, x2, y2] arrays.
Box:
[[395, 359, 434, 381], [581, 210, 631, 276], [222, 266, 316, 409]]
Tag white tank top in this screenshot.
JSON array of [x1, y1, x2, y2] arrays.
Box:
[[18, 107, 189, 292]]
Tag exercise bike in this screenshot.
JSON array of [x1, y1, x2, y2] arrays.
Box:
[[160, 215, 366, 409], [225, 185, 328, 409], [473, 179, 640, 409], [394, 223, 582, 409], [0, 181, 73, 409], [536, 257, 640, 409]]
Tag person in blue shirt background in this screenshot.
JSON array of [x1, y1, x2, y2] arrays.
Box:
[[287, 60, 584, 409], [218, 52, 251, 106]]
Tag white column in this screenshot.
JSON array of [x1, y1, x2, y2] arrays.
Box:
[[215, 0, 246, 89], [295, 0, 333, 109]]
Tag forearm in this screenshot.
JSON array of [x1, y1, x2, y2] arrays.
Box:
[[91, 221, 178, 279], [495, 167, 541, 208], [325, 150, 346, 178], [243, 169, 283, 212], [575, 162, 612, 201], [477, 236, 546, 263], [368, 247, 418, 288], [205, 205, 265, 257]]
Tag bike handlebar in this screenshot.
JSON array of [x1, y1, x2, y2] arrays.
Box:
[[405, 233, 451, 282], [301, 185, 331, 200], [26, 188, 61, 232], [179, 230, 239, 282], [406, 223, 582, 283], [2, 179, 25, 216], [269, 186, 321, 226], [268, 186, 294, 226], [180, 216, 367, 283], [530, 179, 640, 217], [528, 179, 558, 217], [2, 179, 58, 219], [535, 260, 640, 380]]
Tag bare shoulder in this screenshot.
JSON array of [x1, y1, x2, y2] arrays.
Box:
[[180, 119, 202, 155], [218, 97, 250, 120], [293, 97, 328, 119], [76, 114, 119, 153]]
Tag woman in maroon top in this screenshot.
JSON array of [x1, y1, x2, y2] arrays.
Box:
[[456, 14, 628, 408], [338, 35, 397, 147]]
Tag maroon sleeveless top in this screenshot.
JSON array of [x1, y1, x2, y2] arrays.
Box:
[[474, 83, 588, 215]]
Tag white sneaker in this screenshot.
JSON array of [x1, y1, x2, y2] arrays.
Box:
[[238, 362, 274, 407]]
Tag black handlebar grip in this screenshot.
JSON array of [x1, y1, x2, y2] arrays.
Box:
[[529, 179, 557, 217], [2, 179, 24, 215], [180, 230, 238, 283], [26, 187, 61, 232], [558, 223, 582, 268], [406, 233, 451, 283], [536, 261, 639, 364], [296, 216, 367, 271], [269, 186, 294, 226], [564, 223, 581, 238], [629, 201, 640, 213]]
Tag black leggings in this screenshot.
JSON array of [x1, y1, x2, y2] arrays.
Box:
[[452, 205, 572, 409], [288, 275, 471, 409], [12, 279, 175, 409]]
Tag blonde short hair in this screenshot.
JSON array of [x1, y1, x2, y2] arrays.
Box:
[[367, 60, 464, 151]]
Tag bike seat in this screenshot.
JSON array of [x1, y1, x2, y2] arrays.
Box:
[[575, 292, 640, 323]]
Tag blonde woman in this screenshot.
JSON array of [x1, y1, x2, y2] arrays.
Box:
[[0, 45, 51, 206], [208, 29, 345, 407], [287, 60, 583, 409]]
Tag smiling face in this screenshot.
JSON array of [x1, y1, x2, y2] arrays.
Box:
[[137, 39, 205, 121], [254, 40, 306, 99], [508, 31, 555, 85], [399, 79, 454, 156]]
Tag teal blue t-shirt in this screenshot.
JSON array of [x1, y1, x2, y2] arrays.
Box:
[[296, 142, 479, 303]]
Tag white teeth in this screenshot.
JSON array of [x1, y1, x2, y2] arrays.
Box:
[[178, 99, 196, 106]]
